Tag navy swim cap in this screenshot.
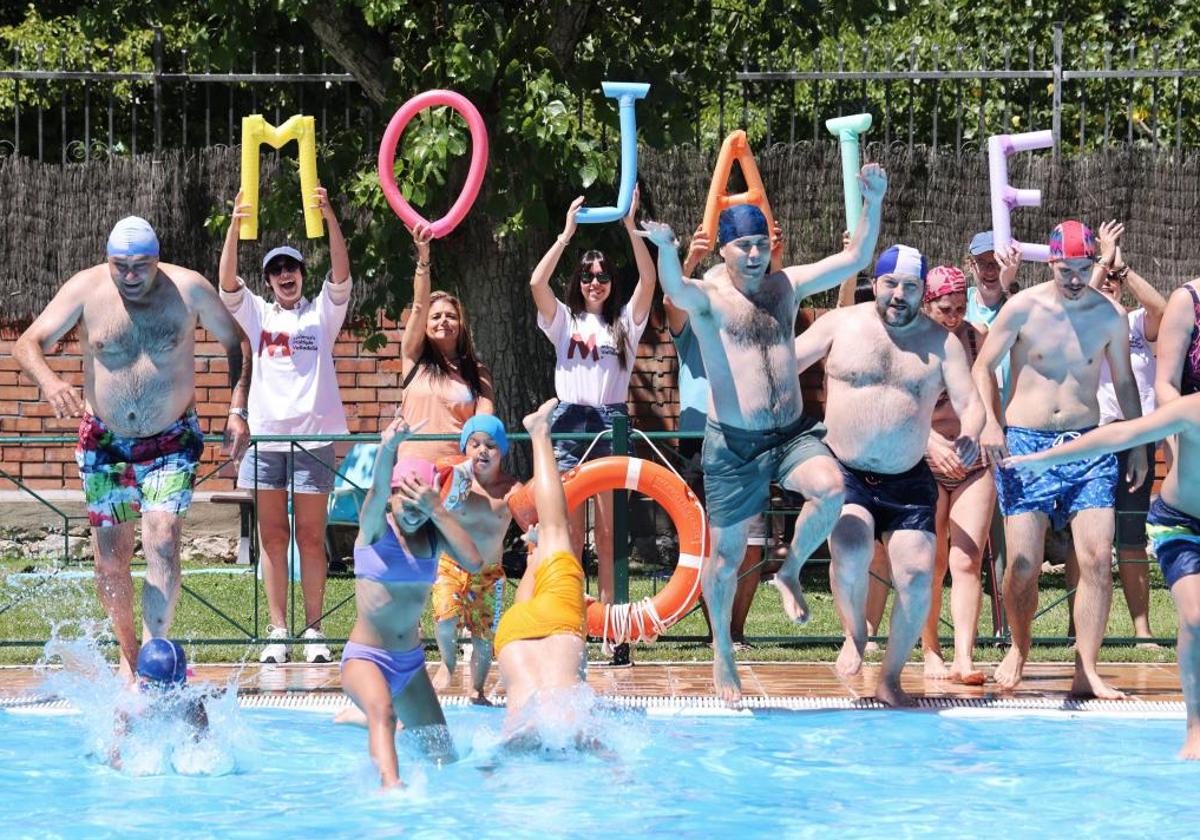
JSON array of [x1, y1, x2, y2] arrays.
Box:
[[136, 639, 187, 686], [717, 204, 769, 245]]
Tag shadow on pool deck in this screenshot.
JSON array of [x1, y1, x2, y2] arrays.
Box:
[[0, 662, 1185, 704]]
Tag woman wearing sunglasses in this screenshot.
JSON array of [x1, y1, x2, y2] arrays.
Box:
[[528, 186, 657, 622], [219, 186, 351, 665]]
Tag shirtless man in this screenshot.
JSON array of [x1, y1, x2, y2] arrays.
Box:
[[14, 217, 251, 680], [974, 221, 1148, 698], [494, 399, 592, 747], [431, 414, 519, 703], [794, 246, 984, 705], [1003, 394, 1200, 758], [638, 162, 887, 701]]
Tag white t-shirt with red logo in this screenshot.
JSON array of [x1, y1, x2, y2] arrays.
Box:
[[220, 275, 351, 452], [538, 298, 647, 406]]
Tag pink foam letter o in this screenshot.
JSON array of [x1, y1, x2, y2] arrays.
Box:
[[377, 90, 489, 238]]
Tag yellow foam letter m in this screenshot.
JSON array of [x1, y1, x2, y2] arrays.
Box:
[[239, 114, 323, 240]]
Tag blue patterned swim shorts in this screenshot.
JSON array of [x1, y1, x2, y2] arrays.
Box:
[[994, 425, 1117, 531]]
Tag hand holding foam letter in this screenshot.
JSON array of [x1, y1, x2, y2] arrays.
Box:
[[825, 113, 872, 233]]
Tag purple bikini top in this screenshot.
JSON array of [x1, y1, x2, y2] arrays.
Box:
[[353, 523, 439, 584]]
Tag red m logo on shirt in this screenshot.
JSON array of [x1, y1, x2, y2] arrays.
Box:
[[259, 330, 292, 358], [567, 333, 598, 362]]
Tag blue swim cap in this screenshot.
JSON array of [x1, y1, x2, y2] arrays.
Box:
[[717, 204, 769, 245], [460, 414, 508, 456], [136, 639, 187, 686], [106, 216, 160, 258]]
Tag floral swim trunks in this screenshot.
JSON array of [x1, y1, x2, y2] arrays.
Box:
[[430, 556, 506, 640], [74, 411, 205, 527]]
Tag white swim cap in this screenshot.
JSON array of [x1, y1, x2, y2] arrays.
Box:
[[106, 216, 160, 258]]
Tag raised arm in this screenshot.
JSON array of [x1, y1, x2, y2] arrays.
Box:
[[1004, 395, 1198, 476], [189, 272, 251, 460], [666, 226, 714, 334], [783, 163, 886, 301], [400, 223, 434, 378], [793, 308, 840, 374], [637, 221, 710, 315], [972, 298, 1028, 461], [622, 185, 657, 325], [530, 198, 581, 324], [13, 272, 91, 419], [357, 416, 425, 545], [832, 230, 861, 308], [219, 192, 251, 294], [1117, 249, 1166, 340], [313, 186, 350, 284]]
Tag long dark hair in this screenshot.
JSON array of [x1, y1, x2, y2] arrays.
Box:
[[417, 290, 486, 396], [564, 250, 629, 369]]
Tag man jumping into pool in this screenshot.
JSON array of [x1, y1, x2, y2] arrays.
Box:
[[793, 246, 984, 705], [1003, 393, 1200, 758], [14, 217, 251, 682], [493, 398, 591, 747], [974, 221, 1147, 698], [637, 163, 887, 701]]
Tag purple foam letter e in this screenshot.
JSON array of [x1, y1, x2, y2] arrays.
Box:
[[987, 130, 1054, 262]]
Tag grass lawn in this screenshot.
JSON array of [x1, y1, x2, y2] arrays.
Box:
[[0, 554, 1179, 668]]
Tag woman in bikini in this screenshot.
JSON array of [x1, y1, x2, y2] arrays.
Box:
[[919, 266, 996, 685], [340, 415, 484, 789]]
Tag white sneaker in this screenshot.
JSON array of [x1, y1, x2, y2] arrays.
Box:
[[259, 625, 289, 664], [303, 627, 332, 663]]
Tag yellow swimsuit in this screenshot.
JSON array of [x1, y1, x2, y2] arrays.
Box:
[[494, 551, 587, 655]]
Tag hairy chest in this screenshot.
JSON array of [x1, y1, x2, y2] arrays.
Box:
[[716, 281, 794, 350], [82, 292, 193, 369], [826, 336, 941, 400]]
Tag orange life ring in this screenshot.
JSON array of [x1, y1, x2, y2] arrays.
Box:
[[559, 456, 708, 642]]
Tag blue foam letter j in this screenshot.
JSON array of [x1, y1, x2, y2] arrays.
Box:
[[576, 81, 651, 224]]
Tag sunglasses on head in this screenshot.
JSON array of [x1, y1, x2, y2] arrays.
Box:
[[266, 258, 303, 277], [580, 273, 612, 285]]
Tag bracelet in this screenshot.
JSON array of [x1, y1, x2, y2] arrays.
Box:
[[416, 259, 431, 270], [556, 235, 570, 248], [1107, 266, 1130, 282], [229, 407, 249, 421]]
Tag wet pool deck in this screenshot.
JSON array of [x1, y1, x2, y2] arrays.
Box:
[[0, 661, 1185, 706]]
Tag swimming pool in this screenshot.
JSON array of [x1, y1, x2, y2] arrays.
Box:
[[2, 699, 1195, 839]]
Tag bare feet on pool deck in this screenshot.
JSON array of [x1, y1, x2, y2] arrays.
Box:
[[1069, 668, 1128, 700], [875, 678, 917, 708], [993, 647, 1026, 690], [523, 398, 559, 434], [835, 637, 864, 678], [950, 669, 987, 686], [432, 662, 453, 693], [923, 650, 952, 680], [713, 652, 742, 703], [771, 571, 811, 625]]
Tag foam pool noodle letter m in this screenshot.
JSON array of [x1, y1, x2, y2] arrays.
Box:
[[240, 114, 323, 240], [825, 113, 872, 234], [700, 130, 777, 249], [987, 129, 1055, 262], [576, 82, 651, 224]]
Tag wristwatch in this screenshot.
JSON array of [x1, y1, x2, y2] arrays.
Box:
[[229, 407, 249, 421]]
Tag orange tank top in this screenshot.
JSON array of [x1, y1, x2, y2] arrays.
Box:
[[397, 364, 478, 462]]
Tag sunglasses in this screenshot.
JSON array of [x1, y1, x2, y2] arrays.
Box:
[[266, 258, 303, 277], [580, 273, 612, 286]]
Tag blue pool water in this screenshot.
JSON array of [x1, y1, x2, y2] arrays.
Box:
[[2, 701, 1196, 839]]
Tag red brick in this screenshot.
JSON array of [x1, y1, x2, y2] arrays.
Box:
[[196, 402, 226, 419], [0, 357, 22, 371], [21, 462, 63, 478], [0, 386, 40, 400], [210, 358, 230, 373], [6, 447, 45, 462], [195, 342, 225, 355], [0, 400, 18, 414], [194, 373, 229, 387], [0, 417, 41, 432], [336, 359, 377, 373], [46, 357, 82, 373], [378, 359, 405, 373], [336, 373, 357, 388], [21, 478, 68, 489], [19, 402, 54, 417], [357, 373, 395, 388], [338, 388, 376, 402]]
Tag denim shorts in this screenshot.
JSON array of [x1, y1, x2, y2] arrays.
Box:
[[550, 402, 628, 471], [237, 444, 337, 494]]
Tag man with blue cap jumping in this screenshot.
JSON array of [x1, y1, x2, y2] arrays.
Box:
[[638, 162, 888, 702], [793, 244, 985, 705], [14, 216, 251, 682]]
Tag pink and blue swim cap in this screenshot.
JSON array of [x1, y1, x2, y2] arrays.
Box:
[[1047, 221, 1096, 262], [106, 216, 160, 258]]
